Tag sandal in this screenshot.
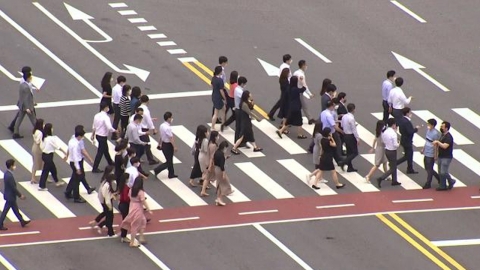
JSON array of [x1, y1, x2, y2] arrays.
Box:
[[297, 135, 308, 139], [189, 180, 198, 187], [253, 147, 263, 152], [231, 149, 240, 155]]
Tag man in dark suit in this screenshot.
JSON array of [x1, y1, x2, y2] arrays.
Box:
[[0, 159, 31, 230], [13, 72, 37, 139], [397, 107, 420, 174], [321, 84, 336, 112], [336, 92, 348, 155], [8, 66, 37, 133]]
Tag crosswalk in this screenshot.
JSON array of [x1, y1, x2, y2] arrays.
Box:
[[1, 107, 480, 222]]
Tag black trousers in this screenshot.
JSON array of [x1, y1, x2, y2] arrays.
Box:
[[97, 202, 114, 236], [234, 109, 242, 143], [379, 149, 398, 183], [343, 134, 358, 170], [224, 108, 236, 127], [268, 98, 282, 118], [0, 200, 24, 226], [382, 100, 390, 123], [130, 143, 145, 160], [392, 108, 403, 123], [397, 143, 414, 171], [332, 132, 344, 165], [93, 135, 113, 170], [120, 115, 129, 136], [140, 129, 155, 162], [118, 201, 129, 238], [424, 156, 440, 186], [112, 103, 120, 130], [154, 142, 174, 177], [65, 161, 85, 199], [39, 153, 59, 188]]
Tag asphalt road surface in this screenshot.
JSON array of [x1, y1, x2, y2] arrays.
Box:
[[1, 0, 480, 269]]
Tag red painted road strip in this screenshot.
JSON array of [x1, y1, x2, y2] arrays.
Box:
[[1, 187, 479, 246]]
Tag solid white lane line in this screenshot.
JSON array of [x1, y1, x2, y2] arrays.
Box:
[[252, 120, 307, 155], [253, 224, 314, 270], [167, 49, 187, 55], [431, 239, 480, 247], [236, 162, 294, 199], [294, 38, 332, 63], [412, 152, 466, 187], [0, 253, 17, 270], [413, 110, 473, 145], [18, 182, 76, 218], [153, 172, 207, 207], [118, 10, 137, 15], [138, 25, 156, 31], [390, 1, 427, 23], [277, 159, 337, 196], [139, 245, 172, 270], [148, 33, 167, 39], [238, 210, 278, 216], [207, 124, 265, 158], [0, 231, 40, 237], [392, 198, 433, 203], [159, 217, 199, 223], [109, 3, 128, 8], [0, 8, 102, 98], [371, 112, 424, 147], [128, 18, 147, 23], [316, 203, 355, 209], [452, 108, 480, 130], [157, 41, 176, 46], [0, 192, 29, 222]]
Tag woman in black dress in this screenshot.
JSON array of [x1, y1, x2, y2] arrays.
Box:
[[277, 68, 290, 130], [277, 76, 307, 139], [100, 72, 114, 114], [189, 125, 208, 187], [114, 139, 129, 181], [311, 127, 345, 190], [230, 91, 263, 155]]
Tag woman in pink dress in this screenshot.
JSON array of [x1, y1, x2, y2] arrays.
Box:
[[120, 176, 152, 247]]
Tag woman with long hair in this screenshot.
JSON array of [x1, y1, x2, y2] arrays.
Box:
[[189, 125, 208, 187], [225, 71, 238, 122], [119, 84, 132, 136], [100, 72, 114, 114], [319, 78, 332, 96], [230, 91, 263, 154], [121, 176, 152, 247], [130, 86, 142, 113], [277, 76, 307, 139], [214, 141, 233, 206], [306, 121, 328, 185], [38, 123, 67, 190], [277, 68, 290, 130], [89, 172, 116, 236], [31, 118, 44, 184], [200, 130, 219, 196], [365, 120, 389, 183], [117, 173, 131, 243], [114, 139, 129, 181]]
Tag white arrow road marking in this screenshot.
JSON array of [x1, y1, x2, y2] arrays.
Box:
[[392, 51, 450, 92], [257, 58, 280, 77], [64, 3, 112, 43], [33, 2, 150, 81], [0, 64, 46, 89]]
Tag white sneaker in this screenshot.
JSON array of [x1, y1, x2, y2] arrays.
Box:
[[320, 179, 328, 183], [38, 187, 48, 191], [47, 179, 55, 183], [55, 182, 65, 187]]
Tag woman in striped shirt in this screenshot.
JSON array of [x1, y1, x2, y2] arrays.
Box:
[[119, 84, 132, 136]]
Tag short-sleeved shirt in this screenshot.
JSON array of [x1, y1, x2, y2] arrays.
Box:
[[424, 129, 441, 158], [213, 149, 226, 171], [438, 132, 453, 158], [320, 109, 336, 134], [211, 76, 224, 109], [160, 122, 173, 143]]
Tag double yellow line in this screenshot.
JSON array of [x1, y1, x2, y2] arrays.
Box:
[[377, 213, 465, 270], [182, 60, 269, 119]]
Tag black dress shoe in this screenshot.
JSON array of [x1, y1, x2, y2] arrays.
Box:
[[87, 187, 96, 194], [377, 178, 382, 188], [347, 168, 358, 172], [268, 116, 275, 121], [64, 192, 72, 199], [406, 170, 419, 174], [0, 226, 7, 231], [168, 175, 178, 179], [92, 169, 104, 173], [308, 119, 315, 125], [74, 198, 87, 203], [391, 182, 402, 186], [422, 185, 431, 189], [311, 185, 320, 190], [21, 220, 31, 227], [436, 187, 448, 191], [12, 133, 24, 139], [336, 184, 346, 189], [448, 180, 456, 190]]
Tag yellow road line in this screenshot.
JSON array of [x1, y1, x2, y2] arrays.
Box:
[[376, 214, 451, 270], [186, 60, 269, 119], [390, 213, 466, 270]]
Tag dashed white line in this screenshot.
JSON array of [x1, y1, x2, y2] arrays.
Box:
[[432, 238, 480, 247], [128, 18, 147, 23], [138, 25, 157, 31], [238, 209, 278, 216], [148, 33, 167, 39], [471, 196, 480, 199], [177, 57, 197, 63], [118, 10, 137, 16], [157, 41, 177, 46], [294, 38, 332, 63], [392, 198, 433, 204], [390, 1, 427, 23], [0, 231, 40, 237], [109, 3, 128, 8], [167, 49, 187, 55], [316, 203, 355, 209], [159, 217, 200, 223], [78, 224, 119, 230]]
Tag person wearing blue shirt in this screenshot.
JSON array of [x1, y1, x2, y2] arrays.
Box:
[[421, 119, 441, 189], [320, 101, 345, 168]]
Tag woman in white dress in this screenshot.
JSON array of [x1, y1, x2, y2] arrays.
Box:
[[200, 130, 219, 197], [365, 120, 389, 183], [31, 119, 44, 184]]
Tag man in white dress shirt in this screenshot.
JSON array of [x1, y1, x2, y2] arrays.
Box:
[[153, 112, 177, 178], [341, 103, 360, 172], [138, 95, 159, 165], [64, 125, 87, 203], [111, 76, 126, 140], [387, 77, 412, 122], [279, 54, 292, 78], [91, 103, 117, 173], [293, 60, 315, 125], [377, 118, 402, 188], [381, 70, 396, 123]]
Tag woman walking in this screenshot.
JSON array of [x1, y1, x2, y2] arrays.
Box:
[[308, 128, 345, 189], [119, 84, 132, 136], [200, 130, 219, 196], [214, 141, 232, 206], [100, 72, 114, 114], [114, 139, 129, 181], [306, 121, 328, 185], [38, 123, 67, 191], [31, 118, 44, 184], [365, 120, 389, 183], [277, 76, 308, 139], [277, 68, 290, 130], [230, 91, 263, 154], [89, 165, 114, 231], [117, 173, 131, 243], [90, 171, 116, 237], [121, 177, 152, 247], [189, 125, 207, 187]]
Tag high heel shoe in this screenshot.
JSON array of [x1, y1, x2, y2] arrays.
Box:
[[336, 184, 346, 189], [215, 199, 226, 206]]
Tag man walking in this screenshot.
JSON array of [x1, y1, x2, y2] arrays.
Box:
[[91, 103, 117, 173], [13, 72, 37, 139], [396, 107, 420, 174], [64, 126, 87, 203], [341, 103, 360, 172], [388, 77, 412, 122], [320, 101, 345, 166], [0, 159, 31, 230], [382, 70, 396, 123], [153, 112, 177, 178], [321, 84, 337, 112], [126, 114, 147, 159], [377, 118, 402, 188], [8, 66, 38, 133], [433, 121, 456, 191], [293, 60, 315, 124], [421, 119, 441, 189], [111, 76, 126, 140], [138, 95, 159, 164]]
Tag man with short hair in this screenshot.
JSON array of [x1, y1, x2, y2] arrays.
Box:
[[279, 54, 292, 78], [321, 84, 337, 112], [0, 159, 30, 230], [91, 103, 117, 173], [111, 76, 127, 140], [377, 118, 402, 188], [153, 112, 177, 178], [293, 60, 315, 124], [126, 114, 147, 159], [388, 77, 412, 122], [382, 70, 396, 123], [433, 121, 456, 191], [138, 95, 159, 165], [396, 107, 420, 174], [64, 126, 87, 203], [13, 72, 37, 139], [421, 119, 441, 189], [320, 101, 345, 167], [341, 103, 360, 172], [9, 66, 38, 133]]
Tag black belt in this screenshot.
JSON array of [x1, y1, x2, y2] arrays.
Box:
[[385, 149, 397, 152]]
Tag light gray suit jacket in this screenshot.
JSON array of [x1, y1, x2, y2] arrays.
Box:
[[17, 82, 34, 111]]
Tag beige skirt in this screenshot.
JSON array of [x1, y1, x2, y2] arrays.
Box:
[[32, 143, 43, 171], [215, 166, 232, 196]]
